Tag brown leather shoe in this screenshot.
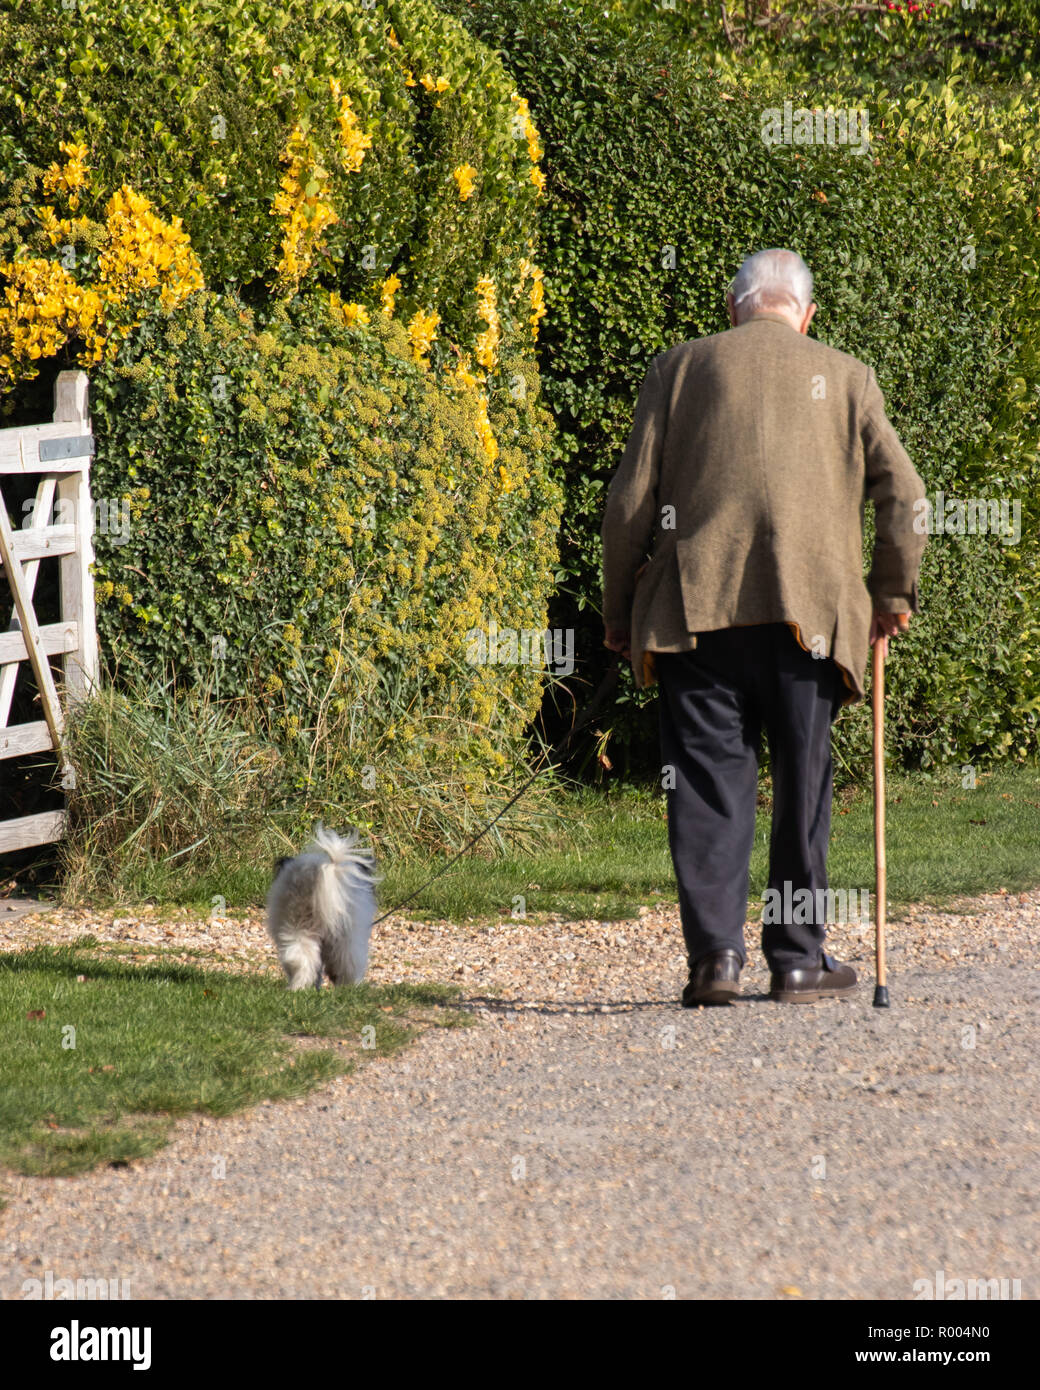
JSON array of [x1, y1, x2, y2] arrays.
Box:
[[769, 952, 858, 1003], [682, 949, 742, 1006]]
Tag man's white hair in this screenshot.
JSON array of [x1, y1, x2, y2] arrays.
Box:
[[728, 248, 813, 319]]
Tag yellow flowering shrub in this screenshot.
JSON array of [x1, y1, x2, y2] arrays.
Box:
[[0, 258, 105, 379], [97, 187, 204, 314], [0, 0, 552, 415], [407, 308, 440, 362], [86, 290, 562, 770], [473, 391, 498, 464], [474, 275, 501, 372], [329, 291, 370, 326], [512, 93, 546, 197], [41, 140, 90, 207], [380, 273, 402, 317], [329, 77, 374, 173]]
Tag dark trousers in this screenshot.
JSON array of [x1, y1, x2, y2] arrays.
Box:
[[655, 623, 847, 973]]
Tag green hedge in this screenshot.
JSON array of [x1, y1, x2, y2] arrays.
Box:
[[445, 0, 1040, 775], [86, 286, 561, 754]]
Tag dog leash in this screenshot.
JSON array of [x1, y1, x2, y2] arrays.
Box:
[[370, 654, 621, 926]]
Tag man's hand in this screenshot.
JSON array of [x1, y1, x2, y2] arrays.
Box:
[[604, 627, 631, 661], [869, 611, 910, 657]]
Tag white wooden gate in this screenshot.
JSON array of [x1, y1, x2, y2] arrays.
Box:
[[0, 369, 99, 853]]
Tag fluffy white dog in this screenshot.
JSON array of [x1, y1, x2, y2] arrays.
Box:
[[266, 825, 380, 989]]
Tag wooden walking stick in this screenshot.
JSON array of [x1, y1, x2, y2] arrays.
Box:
[[872, 638, 890, 1008]]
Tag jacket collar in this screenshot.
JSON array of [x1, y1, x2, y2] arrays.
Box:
[[737, 311, 800, 328]]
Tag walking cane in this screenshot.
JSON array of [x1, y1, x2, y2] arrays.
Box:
[[872, 637, 890, 1008]]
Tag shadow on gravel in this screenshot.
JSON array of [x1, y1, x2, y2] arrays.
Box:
[[462, 991, 866, 1014], [463, 994, 669, 1016]]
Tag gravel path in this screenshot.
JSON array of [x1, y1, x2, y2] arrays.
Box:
[[1, 889, 1038, 1299]]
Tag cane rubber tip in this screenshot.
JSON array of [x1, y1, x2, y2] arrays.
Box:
[[873, 985, 890, 1009]]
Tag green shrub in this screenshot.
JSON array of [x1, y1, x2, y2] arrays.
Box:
[[86, 287, 562, 764], [611, 0, 1040, 87], [445, 0, 1040, 775]]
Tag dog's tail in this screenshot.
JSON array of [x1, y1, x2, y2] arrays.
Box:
[[309, 823, 380, 930]]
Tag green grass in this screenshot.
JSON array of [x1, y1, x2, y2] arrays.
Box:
[[821, 765, 1040, 919], [0, 939, 469, 1177], [46, 762, 1040, 925], [367, 762, 1040, 925]]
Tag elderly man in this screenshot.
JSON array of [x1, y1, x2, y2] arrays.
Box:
[[601, 248, 926, 1006]]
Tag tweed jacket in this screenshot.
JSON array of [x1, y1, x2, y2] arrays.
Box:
[[600, 313, 927, 703]]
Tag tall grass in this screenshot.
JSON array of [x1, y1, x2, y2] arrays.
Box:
[[56, 636, 566, 906]]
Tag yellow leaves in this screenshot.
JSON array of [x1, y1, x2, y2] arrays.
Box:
[[512, 96, 544, 163], [528, 263, 547, 339], [41, 140, 91, 203], [98, 185, 205, 313], [453, 163, 478, 201], [516, 258, 547, 336], [453, 355, 480, 391], [2, 179, 205, 382], [474, 391, 498, 464], [330, 82, 373, 174], [0, 256, 106, 382], [512, 93, 545, 192], [36, 205, 63, 244]]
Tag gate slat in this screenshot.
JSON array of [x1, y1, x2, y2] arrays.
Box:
[[0, 809, 66, 854], [0, 720, 54, 758], [0, 477, 59, 728], [0, 621, 79, 669], [7, 523, 77, 561]]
